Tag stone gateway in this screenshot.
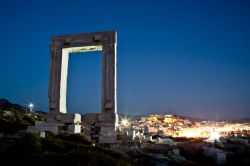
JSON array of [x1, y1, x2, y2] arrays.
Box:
[[28, 31, 119, 143]]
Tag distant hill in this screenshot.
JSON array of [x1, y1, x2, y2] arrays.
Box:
[[233, 118, 250, 123], [177, 115, 209, 122], [123, 112, 250, 123], [0, 98, 27, 112]]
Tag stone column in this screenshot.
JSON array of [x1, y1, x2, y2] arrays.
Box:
[[49, 44, 63, 113], [101, 40, 117, 124]]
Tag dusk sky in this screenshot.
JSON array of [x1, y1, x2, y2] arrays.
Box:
[[0, 0, 250, 120]]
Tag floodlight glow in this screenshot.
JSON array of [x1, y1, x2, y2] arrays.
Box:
[[121, 117, 130, 126], [204, 129, 220, 143], [28, 102, 35, 112], [210, 130, 219, 140]]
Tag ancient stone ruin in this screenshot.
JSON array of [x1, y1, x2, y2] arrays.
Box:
[[28, 31, 118, 143]]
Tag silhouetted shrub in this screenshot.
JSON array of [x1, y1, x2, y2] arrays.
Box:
[[56, 133, 91, 145], [0, 133, 130, 166]]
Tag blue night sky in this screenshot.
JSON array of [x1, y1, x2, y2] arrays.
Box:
[[0, 0, 250, 120]]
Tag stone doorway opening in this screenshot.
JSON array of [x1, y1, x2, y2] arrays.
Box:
[[59, 45, 102, 114], [67, 51, 102, 114]]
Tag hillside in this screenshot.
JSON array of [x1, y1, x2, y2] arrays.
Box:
[[0, 133, 130, 166], [0, 98, 46, 133], [0, 98, 130, 165]]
